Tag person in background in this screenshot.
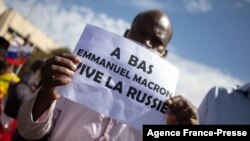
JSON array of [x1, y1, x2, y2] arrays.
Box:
[[0, 38, 19, 100], [198, 82, 250, 124], [4, 60, 46, 141], [5, 59, 44, 118], [0, 39, 19, 141], [17, 10, 198, 141], [0, 37, 10, 52]]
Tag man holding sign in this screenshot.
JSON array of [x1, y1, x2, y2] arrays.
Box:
[[17, 10, 198, 141]]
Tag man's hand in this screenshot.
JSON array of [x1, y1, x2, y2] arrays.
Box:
[[166, 95, 199, 125], [40, 53, 81, 90], [33, 53, 81, 120]]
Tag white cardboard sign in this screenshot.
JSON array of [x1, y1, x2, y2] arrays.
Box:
[[56, 24, 179, 131]]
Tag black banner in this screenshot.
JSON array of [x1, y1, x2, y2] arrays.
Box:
[[143, 125, 250, 140]]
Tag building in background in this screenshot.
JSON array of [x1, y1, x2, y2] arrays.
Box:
[[0, 0, 61, 76], [0, 0, 59, 54], [0, 0, 6, 14]]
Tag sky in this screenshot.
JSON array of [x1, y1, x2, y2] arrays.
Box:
[[4, 0, 249, 106]]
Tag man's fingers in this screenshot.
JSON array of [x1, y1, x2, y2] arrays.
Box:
[[175, 106, 198, 121], [167, 95, 189, 113], [41, 54, 80, 79], [167, 95, 187, 106], [50, 65, 75, 77], [166, 114, 177, 125], [166, 95, 199, 125], [59, 53, 81, 64], [53, 56, 79, 71], [40, 53, 81, 89], [178, 118, 199, 125], [50, 75, 72, 87]]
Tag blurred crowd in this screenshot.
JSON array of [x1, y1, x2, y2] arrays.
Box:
[[0, 36, 43, 141]]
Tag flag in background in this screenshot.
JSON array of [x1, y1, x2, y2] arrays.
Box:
[[7, 45, 33, 66]]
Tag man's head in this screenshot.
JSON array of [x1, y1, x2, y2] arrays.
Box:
[[124, 10, 172, 58]]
